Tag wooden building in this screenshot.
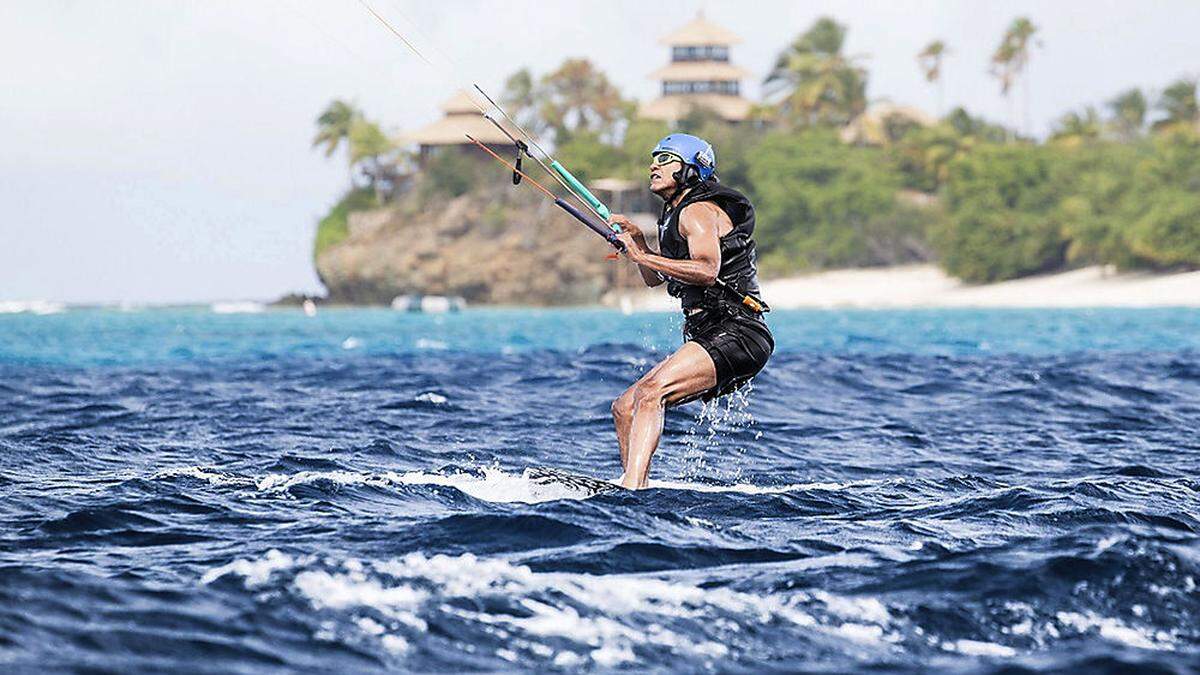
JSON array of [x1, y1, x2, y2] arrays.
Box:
[[404, 90, 513, 161], [639, 12, 754, 124]]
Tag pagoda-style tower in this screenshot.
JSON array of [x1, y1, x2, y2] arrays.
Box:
[[640, 12, 753, 124]]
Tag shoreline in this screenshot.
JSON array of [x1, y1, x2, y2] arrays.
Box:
[[611, 265, 1200, 312], [5, 265, 1200, 313]]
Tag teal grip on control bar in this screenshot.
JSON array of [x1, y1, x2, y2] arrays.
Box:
[[550, 161, 615, 228]]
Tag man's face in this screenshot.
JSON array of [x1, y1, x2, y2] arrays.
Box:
[[649, 152, 682, 196]]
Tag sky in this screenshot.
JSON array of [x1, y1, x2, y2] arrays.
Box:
[[1, 0, 1197, 304]]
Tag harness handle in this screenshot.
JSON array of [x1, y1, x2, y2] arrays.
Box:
[[512, 140, 529, 185]]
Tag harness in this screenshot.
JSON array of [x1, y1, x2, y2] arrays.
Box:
[[658, 180, 770, 316]]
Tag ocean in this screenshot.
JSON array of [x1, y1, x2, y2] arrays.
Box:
[[2, 306, 1198, 672]]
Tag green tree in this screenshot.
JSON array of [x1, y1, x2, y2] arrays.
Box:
[[944, 107, 1010, 143], [763, 17, 867, 128], [348, 118, 399, 204], [313, 187, 375, 259], [932, 144, 1067, 282], [917, 40, 949, 114], [537, 59, 631, 144], [554, 131, 623, 183], [676, 104, 727, 136], [420, 149, 486, 199], [1129, 192, 1200, 266], [1126, 129, 1200, 266], [500, 68, 544, 137], [892, 122, 978, 192], [1107, 88, 1147, 140], [313, 99, 361, 184], [616, 118, 671, 180], [1052, 143, 1146, 268], [990, 17, 1039, 139], [1153, 78, 1198, 132], [891, 107, 1013, 192], [747, 130, 903, 272], [1049, 107, 1102, 148], [684, 121, 762, 192]]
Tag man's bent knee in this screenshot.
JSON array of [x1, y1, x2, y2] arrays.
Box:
[[612, 390, 634, 420], [632, 377, 666, 410]]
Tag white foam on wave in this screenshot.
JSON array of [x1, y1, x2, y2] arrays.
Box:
[[152, 466, 257, 488], [254, 470, 396, 493], [393, 467, 590, 503], [994, 601, 1178, 653], [201, 548, 297, 587], [295, 570, 427, 615], [944, 639, 1017, 657], [201, 550, 899, 667], [154, 464, 859, 503], [1055, 611, 1175, 651], [158, 464, 592, 504], [199, 547, 1185, 666]]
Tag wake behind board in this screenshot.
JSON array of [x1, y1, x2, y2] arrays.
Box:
[[527, 466, 621, 496]]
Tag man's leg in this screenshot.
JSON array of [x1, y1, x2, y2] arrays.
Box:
[[612, 387, 635, 471], [619, 342, 717, 489]]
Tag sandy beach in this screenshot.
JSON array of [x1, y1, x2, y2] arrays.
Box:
[[613, 264, 1200, 311]]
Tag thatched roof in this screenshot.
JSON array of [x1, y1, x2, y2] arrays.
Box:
[[659, 13, 741, 46], [404, 115, 512, 146], [440, 90, 484, 115], [639, 94, 753, 123], [404, 92, 511, 146]]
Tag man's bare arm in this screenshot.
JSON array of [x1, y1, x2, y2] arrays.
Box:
[[614, 203, 727, 286], [608, 215, 663, 287]]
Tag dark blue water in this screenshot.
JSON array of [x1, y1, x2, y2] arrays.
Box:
[[2, 307, 1199, 672]]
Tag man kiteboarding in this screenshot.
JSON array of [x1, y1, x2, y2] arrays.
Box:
[[609, 134, 773, 490]]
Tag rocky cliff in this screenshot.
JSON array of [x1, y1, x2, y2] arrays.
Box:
[[315, 185, 643, 306]]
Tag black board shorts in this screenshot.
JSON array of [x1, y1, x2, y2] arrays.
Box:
[[682, 307, 774, 402]]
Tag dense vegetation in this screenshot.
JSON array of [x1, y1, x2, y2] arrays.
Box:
[[313, 16, 1200, 282], [313, 187, 376, 256]]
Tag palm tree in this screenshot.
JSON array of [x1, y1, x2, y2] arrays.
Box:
[[945, 106, 1010, 143], [989, 17, 1039, 140], [1154, 78, 1198, 132], [313, 100, 361, 184], [764, 17, 867, 128], [917, 40, 948, 114], [1049, 107, 1102, 148], [893, 122, 973, 190], [348, 118, 398, 204], [1107, 88, 1147, 140]]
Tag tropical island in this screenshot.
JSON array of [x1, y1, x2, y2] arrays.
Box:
[[307, 14, 1200, 308]]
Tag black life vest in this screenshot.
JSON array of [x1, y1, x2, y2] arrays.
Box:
[[657, 180, 762, 311]]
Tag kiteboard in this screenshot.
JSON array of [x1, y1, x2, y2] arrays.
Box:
[[526, 466, 622, 496]]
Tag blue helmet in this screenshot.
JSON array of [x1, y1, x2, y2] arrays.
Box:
[[652, 133, 716, 182]]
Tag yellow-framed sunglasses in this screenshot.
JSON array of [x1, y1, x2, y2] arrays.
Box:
[[651, 151, 684, 167]]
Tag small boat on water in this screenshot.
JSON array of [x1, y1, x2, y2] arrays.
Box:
[[391, 295, 466, 313]]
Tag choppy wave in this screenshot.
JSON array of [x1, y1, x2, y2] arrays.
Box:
[[1, 309, 1199, 671]]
